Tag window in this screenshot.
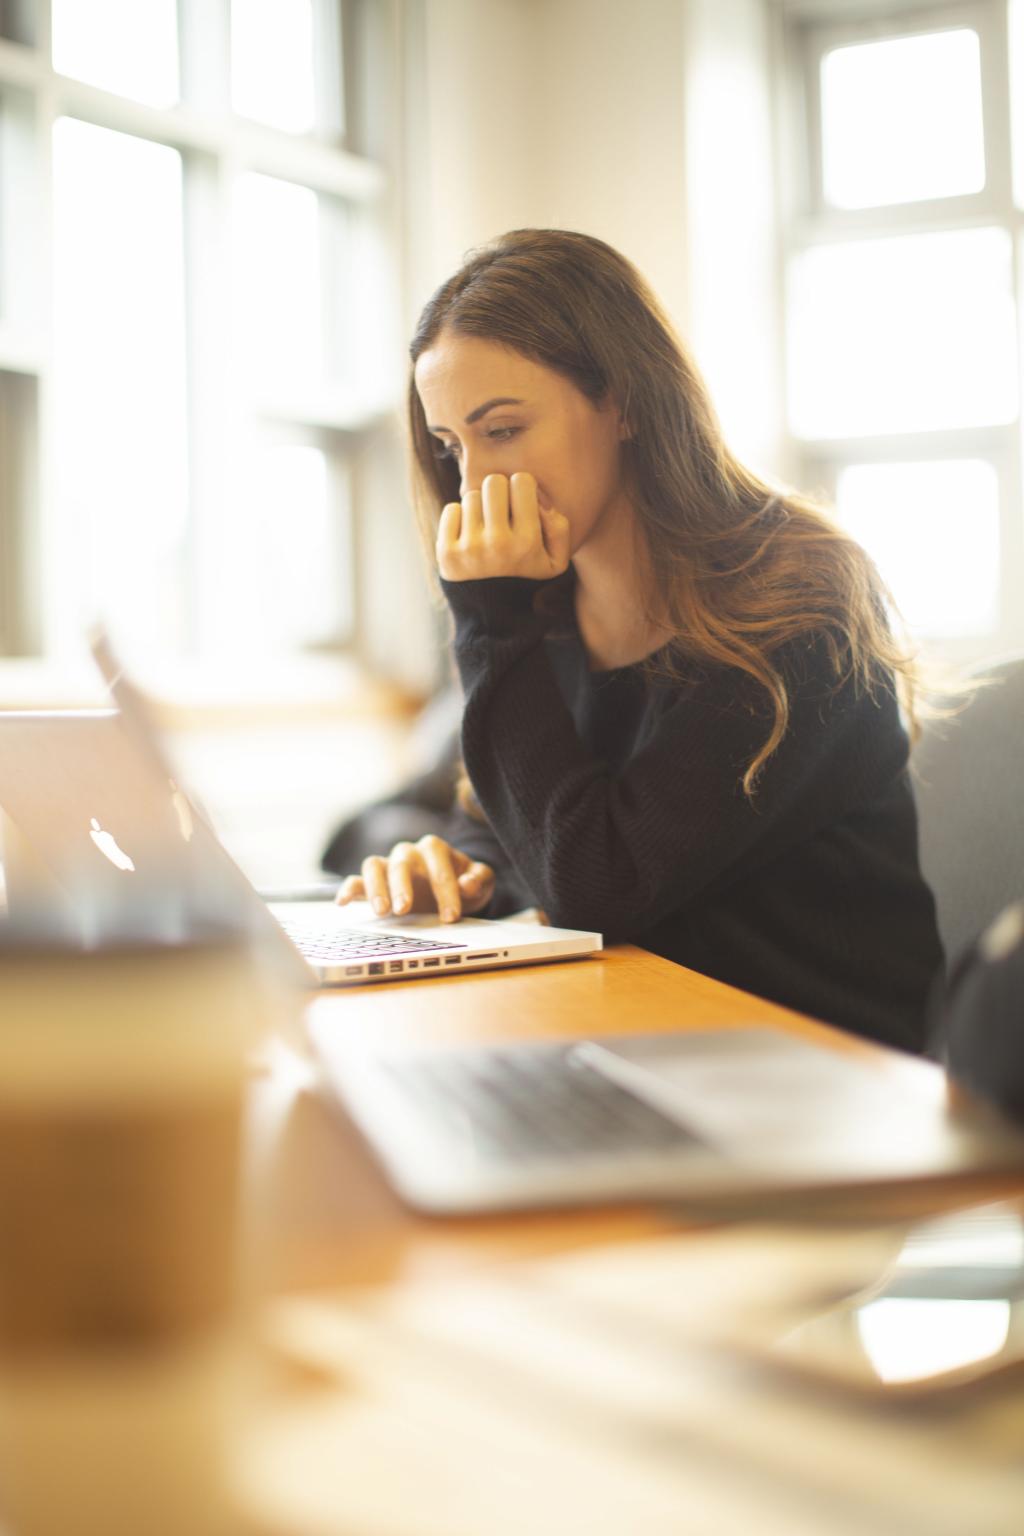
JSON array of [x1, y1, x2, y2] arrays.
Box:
[[778, 0, 1024, 664], [0, 0, 398, 664]]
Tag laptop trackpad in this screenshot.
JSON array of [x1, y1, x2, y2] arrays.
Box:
[[577, 1028, 950, 1179]]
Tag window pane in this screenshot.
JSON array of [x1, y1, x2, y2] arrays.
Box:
[[52, 0, 179, 108], [231, 172, 327, 400], [788, 228, 1017, 439], [216, 441, 347, 655], [231, 0, 316, 134], [836, 460, 999, 639], [821, 29, 984, 209], [52, 118, 188, 654]]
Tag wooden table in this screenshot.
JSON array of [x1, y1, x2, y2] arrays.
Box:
[[241, 947, 1024, 1536], [250, 944, 1008, 1296]]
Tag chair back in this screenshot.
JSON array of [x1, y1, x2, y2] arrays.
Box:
[[913, 653, 1024, 968]]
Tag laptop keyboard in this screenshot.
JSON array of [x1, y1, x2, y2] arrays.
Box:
[[280, 925, 465, 964], [370, 1044, 703, 1162]]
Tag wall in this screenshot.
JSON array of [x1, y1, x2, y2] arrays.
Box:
[[409, 0, 782, 470], [523, 0, 692, 340], [682, 0, 783, 477], [412, 0, 692, 338], [416, 0, 546, 293]]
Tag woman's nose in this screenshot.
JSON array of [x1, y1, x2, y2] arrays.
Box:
[[458, 443, 499, 498]]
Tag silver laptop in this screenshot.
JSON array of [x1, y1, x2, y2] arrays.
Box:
[[309, 1024, 1024, 1214], [0, 635, 601, 986]]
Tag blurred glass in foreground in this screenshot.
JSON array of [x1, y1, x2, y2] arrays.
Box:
[[776, 1201, 1024, 1394], [0, 924, 264, 1536]]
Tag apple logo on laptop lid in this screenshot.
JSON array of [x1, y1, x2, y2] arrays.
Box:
[[89, 818, 135, 874]]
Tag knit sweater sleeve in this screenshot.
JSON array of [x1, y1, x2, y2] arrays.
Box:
[[441, 574, 909, 941], [439, 800, 541, 918]]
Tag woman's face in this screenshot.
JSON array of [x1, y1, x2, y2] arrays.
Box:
[[414, 330, 630, 556]]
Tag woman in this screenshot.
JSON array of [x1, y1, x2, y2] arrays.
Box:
[[338, 229, 943, 1052]]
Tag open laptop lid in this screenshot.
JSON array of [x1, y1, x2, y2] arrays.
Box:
[[0, 635, 312, 983], [90, 635, 601, 983], [90, 630, 313, 982], [0, 708, 215, 938]]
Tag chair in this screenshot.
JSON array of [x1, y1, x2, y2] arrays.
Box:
[[912, 653, 1024, 969]]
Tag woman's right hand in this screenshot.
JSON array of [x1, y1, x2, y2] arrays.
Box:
[[437, 472, 571, 583], [336, 835, 495, 924]]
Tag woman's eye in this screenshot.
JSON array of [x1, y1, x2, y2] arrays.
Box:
[[432, 426, 518, 460]]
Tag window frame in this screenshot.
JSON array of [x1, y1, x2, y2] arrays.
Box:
[[0, 0, 396, 662], [774, 0, 1024, 667]]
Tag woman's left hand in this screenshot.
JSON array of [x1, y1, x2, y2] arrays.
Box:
[[437, 472, 571, 582]]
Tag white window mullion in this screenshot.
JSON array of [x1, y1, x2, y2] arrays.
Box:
[[32, 48, 62, 656], [182, 149, 232, 656], [977, 0, 1014, 205], [0, 1, 44, 653], [312, 0, 345, 141], [178, 0, 230, 656], [0, 35, 42, 84], [47, 71, 383, 201]]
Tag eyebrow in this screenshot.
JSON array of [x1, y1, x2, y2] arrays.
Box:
[[427, 396, 525, 432]]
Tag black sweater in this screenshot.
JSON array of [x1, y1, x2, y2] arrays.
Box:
[[441, 572, 944, 1054]]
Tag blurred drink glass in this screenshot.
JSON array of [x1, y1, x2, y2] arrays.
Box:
[[0, 927, 263, 1536]]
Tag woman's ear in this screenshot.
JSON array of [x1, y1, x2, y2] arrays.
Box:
[[600, 390, 632, 441], [610, 394, 633, 441]]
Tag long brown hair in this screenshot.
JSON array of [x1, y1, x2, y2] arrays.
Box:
[[408, 228, 917, 795]]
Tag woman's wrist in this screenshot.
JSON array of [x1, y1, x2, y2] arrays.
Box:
[[440, 574, 547, 636]]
